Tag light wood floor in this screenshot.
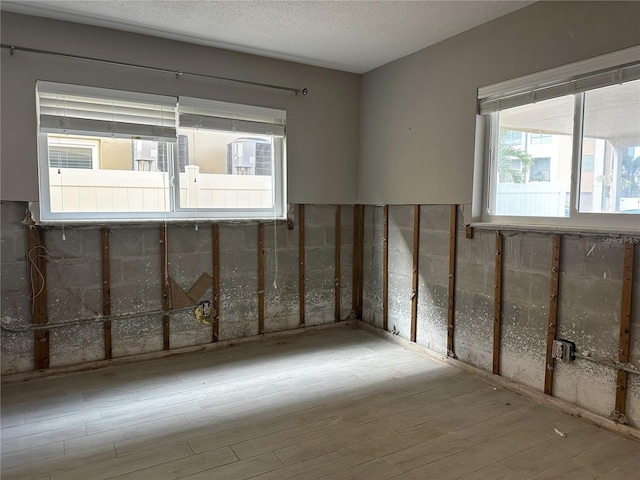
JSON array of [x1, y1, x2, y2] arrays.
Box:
[[2, 325, 639, 480]]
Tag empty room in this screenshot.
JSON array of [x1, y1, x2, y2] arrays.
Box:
[[1, 1, 639, 479]]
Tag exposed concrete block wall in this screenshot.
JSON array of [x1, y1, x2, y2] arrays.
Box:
[[1, 203, 34, 373], [453, 215, 494, 372], [416, 205, 451, 356], [359, 203, 640, 430], [304, 205, 339, 326], [362, 206, 384, 328], [386, 206, 414, 339], [500, 233, 549, 392], [1, 201, 355, 375], [555, 237, 627, 420]]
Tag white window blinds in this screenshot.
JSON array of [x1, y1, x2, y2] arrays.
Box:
[[478, 45, 640, 114], [37, 81, 177, 141], [178, 97, 286, 137]]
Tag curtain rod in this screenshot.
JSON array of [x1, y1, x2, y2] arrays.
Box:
[[1, 43, 308, 96]]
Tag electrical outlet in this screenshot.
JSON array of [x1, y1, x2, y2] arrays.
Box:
[[552, 339, 575, 362]]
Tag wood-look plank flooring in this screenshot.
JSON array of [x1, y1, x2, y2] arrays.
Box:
[[2, 326, 639, 479]]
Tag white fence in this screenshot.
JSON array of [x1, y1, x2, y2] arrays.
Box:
[[495, 182, 567, 217], [49, 166, 273, 212]]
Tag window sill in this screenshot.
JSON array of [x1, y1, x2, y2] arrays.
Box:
[[469, 221, 640, 238]]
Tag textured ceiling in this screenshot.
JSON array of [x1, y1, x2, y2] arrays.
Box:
[[1, 0, 533, 74]]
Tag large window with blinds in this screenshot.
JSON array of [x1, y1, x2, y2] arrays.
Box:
[[473, 47, 640, 232], [36, 82, 286, 223]]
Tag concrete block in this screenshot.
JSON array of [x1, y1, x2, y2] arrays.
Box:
[[554, 360, 617, 420], [141, 227, 162, 256], [583, 241, 624, 282], [110, 229, 145, 258], [113, 257, 161, 285], [109, 284, 163, 315], [420, 204, 451, 232], [305, 247, 334, 270], [388, 226, 413, 253], [219, 226, 246, 252], [168, 252, 213, 288], [388, 271, 412, 339], [49, 323, 103, 367], [1, 330, 34, 374], [111, 314, 163, 358], [305, 205, 334, 227], [560, 236, 586, 277], [559, 274, 621, 315], [419, 254, 449, 286], [167, 226, 200, 254], [304, 226, 326, 247], [47, 286, 101, 324], [45, 229, 84, 259], [455, 262, 490, 296], [221, 251, 258, 279], [169, 310, 212, 349], [264, 314, 300, 334], [262, 223, 291, 249], [340, 205, 354, 230], [453, 290, 493, 371], [419, 230, 450, 259], [219, 315, 259, 341], [388, 205, 413, 228], [517, 233, 553, 272], [626, 374, 640, 427]]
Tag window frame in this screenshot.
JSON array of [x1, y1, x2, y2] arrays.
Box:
[[473, 47, 640, 233], [35, 82, 287, 224]]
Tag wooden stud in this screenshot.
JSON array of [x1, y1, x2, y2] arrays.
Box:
[[160, 225, 170, 350], [212, 224, 220, 342], [410, 205, 420, 343], [355, 205, 365, 318], [614, 241, 634, 418], [101, 228, 112, 360], [618, 241, 634, 363], [299, 204, 306, 326], [465, 225, 474, 239], [544, 234, 561, 396], [335, 205, 341, 322], [493, 231, 503, 375], [446, 205, 457, 357], [160, 225, 170, 311], [352, 205, 360, 317], [258, 223, 265, 334], [28, 226, 49, 369], [383, 205, 389, 332], [162, 316, 170, 351]]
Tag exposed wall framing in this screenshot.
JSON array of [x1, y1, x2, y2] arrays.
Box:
[[544, 234, 561, 396], [212, 224, 220, 342], [613, 241, 635, 422], [102, 228, 112, 359], [447, 205, 457, 357], [28, 225, 49, 369], [383, 205, 389, 331], [493, 231, 503, 375], [160, 225, 170, 350], [335, 205, 341, 322], [299, 204, 306, 326], [258, 223, 265, 334], [410, 205, 420, 343]]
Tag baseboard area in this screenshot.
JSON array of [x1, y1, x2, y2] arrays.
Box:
[[356, 320, 640, 443], [1, 320, 356, 384]]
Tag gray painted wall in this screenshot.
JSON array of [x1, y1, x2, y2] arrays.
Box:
[[0, 12, 360, 204], [359, 1, 640, 204]]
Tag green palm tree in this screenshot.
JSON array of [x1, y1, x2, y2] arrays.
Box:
[[498, 129, 534, 183]]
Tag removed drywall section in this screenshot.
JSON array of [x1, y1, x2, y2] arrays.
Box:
[[362, 205, 384, 328], [304, 205, 339, 326], [1, 202, 34, 373], [416, 205, 450, 356], [499, 233, 549, 392], [263, 220, 300, 333], [453, 218, 494, 371], [167, 226, 214, 349], [555, 237, 625, 420], [387, 205, 414, 339], [219, 225, 259, 340], [339, 206, 354, 321]]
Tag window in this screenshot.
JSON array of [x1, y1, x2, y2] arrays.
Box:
[[474, 47, 640, 231], [36, 82, 286, 223]]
